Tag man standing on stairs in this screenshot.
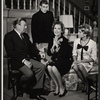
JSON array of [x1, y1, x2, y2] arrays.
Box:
[[31, 0, 54, 47]]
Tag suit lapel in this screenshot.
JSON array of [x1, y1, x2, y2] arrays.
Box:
[[13, 30, 26, 44], [12, 30, 28, 51]]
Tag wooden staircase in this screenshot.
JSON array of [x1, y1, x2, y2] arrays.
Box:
[[51, 0, 97, 33], [4, 0, 98, 41]]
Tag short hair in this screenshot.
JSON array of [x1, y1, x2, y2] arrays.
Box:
[[78, 24, 92, 37], [52, 21, 65, 35], [13, 17, 26, 28], [40, 0, 49, 6]]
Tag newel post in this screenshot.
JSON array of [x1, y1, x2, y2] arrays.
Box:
[[3, 0, 7, 8], [92, 21, 98, 43]]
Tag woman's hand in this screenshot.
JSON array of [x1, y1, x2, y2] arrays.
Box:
[[71, 62, 77, 69], [39, 51, 46, 59], [71, 60, 81, 67], [53, 37, 59, 47], [50, 46, 55, 53], [74, 60, 81, 64], [55, 46, 60, 52], [58, 38, 63, 45]]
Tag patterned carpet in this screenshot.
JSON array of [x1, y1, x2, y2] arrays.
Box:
[[3, 74, 96, 100], [3, 64, 96, 100], [4, 87, 88, 100]]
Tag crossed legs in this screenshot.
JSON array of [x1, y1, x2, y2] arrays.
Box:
[[73, 64, 89, 91], [19, 65, 35, 88], [19, 59, 46, 92]]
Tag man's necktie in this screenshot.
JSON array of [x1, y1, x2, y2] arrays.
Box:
[[77, 44, 88, 60], [20, 34, 27, 46]]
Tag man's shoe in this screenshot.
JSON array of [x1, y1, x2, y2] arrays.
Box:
[[36, 95, 46, 100], [18, 90, 23, 97], [29, 94, 37, 99], [29, 94, 46, 100]]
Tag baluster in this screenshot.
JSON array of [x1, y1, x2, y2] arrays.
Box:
[[73, 7, 76, 33], [3, 0, 7, 8], [11, 0, 13, 9], [17, 0, 19, 9], [37, 0, 40, 10], [35, 0, 38, 10], [68, 3, 71, 15], [58, 0, 60, 16], [84, 15, 86, 24], [47, 0, 49, 3], [52, 0, 55, 17], [23, 0, 26, 10], [48, 0, 49, 10], [78, 11, 81, 25], [52, 0, 55, 9], [89, 19, 90, 25], [63, 0, 65, 15], [29, 0, 32, 10], [92, 21, 98, 42], [47, 0, 50, 10]]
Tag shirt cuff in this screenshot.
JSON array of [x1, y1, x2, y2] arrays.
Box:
[[22, 59, 26, 63]]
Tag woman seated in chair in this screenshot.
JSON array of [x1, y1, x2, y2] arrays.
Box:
[[72, 24, 97, 92], [47, 21, 73, 97]]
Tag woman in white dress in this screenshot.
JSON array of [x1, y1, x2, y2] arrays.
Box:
[[72, 24, 97, 92]]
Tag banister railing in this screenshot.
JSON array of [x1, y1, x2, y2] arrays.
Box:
[[52, 0, 97, 33], [5, 0, 98, 37], [66, 0, 97, 22], [5, 0, 97, 21], [6, 0, 39, 10]]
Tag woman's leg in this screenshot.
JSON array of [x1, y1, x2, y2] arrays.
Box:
[[73, 64, 89, 92], [73, 64, 85, 82], [47, 65, 59, 93], [78, 65, 88, 78], [51, 66, 65, 95], [78, 65, 89, 88]]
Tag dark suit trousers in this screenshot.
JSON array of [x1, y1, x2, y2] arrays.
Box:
[[19, 59, 45, 89]]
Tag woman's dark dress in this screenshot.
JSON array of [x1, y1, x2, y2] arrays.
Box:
[[48, 36, 73, 76]]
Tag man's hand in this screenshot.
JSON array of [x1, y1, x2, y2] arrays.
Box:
[[24, 60, 32, 68]]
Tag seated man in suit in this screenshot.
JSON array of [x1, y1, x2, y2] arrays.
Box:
[[4, 18, 46, 100]]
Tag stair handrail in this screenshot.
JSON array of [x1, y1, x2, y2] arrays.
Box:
[[65, 0, 97, 22]]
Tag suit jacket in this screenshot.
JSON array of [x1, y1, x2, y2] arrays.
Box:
[[4, 30, 40, 70], [47, 36, 73, 75], [48, 36, 73, 66], [31, 10, 54, 43]]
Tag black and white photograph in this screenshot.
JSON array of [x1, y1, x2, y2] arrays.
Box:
[[2, 0, 99, 100]]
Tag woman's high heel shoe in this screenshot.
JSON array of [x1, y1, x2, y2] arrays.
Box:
[[53, 92, 59, 96], [59, 89, 67, 97]]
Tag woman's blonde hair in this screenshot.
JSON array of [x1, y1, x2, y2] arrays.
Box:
[[78, 24, 92, 37]]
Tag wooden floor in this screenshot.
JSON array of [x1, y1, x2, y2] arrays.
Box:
[[4, 88, 88, 100], [3, 76, 96, 100], [3, 65, 96, 100]]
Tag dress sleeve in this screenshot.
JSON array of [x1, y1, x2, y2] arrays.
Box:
[[91, 41, 97, 62], [72, 39, 78, 56]]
